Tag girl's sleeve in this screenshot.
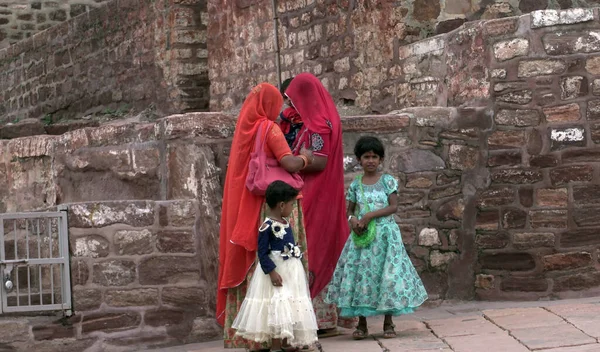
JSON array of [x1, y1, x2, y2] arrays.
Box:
[[346, 180, 357, 203], [266, 123, 293, 161], [310, 131, 330, 157], [384, 174, 399, 195], [257, 222, 276, 274]]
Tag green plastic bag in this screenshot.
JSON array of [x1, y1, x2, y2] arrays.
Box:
[[351, 175, 376, 248]]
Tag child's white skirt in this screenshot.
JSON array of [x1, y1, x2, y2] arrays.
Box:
[[232, 253, 318, 347]]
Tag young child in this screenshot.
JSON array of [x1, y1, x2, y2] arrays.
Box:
[[325, 136, 428, 339], [232, 181, 318, 351]]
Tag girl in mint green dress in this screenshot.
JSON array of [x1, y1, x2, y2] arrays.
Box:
[[325, 136, 428, 340]]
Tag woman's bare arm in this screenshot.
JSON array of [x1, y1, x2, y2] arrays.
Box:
[[302, 155, 327, 173]]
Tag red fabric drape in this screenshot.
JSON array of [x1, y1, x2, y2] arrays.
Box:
[[285, 73, 350, 298], [216, 83, 283, 325]]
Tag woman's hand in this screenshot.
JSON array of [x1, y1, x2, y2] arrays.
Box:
[[350, 217, 362, 235], [269, 271, 283, 287], [358, 213, 374, 231], [300, 146, 314, 164]]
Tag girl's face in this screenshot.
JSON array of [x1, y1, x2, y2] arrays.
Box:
[[279, 200, 295, 218], [359, 150, 382, 173]]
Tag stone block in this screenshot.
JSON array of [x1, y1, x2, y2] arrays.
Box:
[[114, 229, 154, 255], [588, 100, 600, 120], [32, 323, 75, 341], [68, 201, 155, 228], [543, 103, 580, 123], [448, 144, 478, 170], [543, 30, 600, 55], [71, 235, 109, 258], [144, 308, 185, 327], [139, 256, 200, 285], [435, 197, 465, 221], [543, 252, 591, 271], [475, 274, 495, 289], [488, 151, 522, 167], [72, 259, 90, 286], [495, 109, 540, 127], [502, 207, 527, 229], [573, 208, 600, 227], [501, 277, 548, 292], [513, 232, 555, 249], [531, 9, 594, 29], [586, 56, 600, 75], [418, 228, 441, 246], [491, 169, 543, 184], [476, 232, 509, 249], [496, 90, 532, 104], [594, 79, 600, 95], [561, 228, 600, 247], [493, 38, 529, 62], [162, 286, 207, 308], [73, 289, 102, 311], [159, 200, 198, 227], [483, 18, 518, 37], [536, 188, 568, 207], [573, 185, 600, 205], [479, 252, 536, 271], [92, 260, 137, 286], [560, 76, 587, 100], [105, 288, 159, 307], [530, 210, 568, 228], [550, 127, 586, 151], [488, 130, 526, 149], [554, 271, 600, 291], [390, 149, 446, 173], [0, 320, 30, 343], [476, 211, 499, 230], [156, 231, 195, 253], [519, 187, 534, 207], [550, 165, 593, 185], [478, 187, 515, 208], [167, 143, 221, 200], [562, 148, 600, 163], [429, 185, 461, 200], [82, 312, 141, 333], [517, 59, 566, 78], [429, 250, 457, 268], [0, 119, 46, 139], [406, 175, 433, 188], [529, 155, 558, 168], [191, 317, 222, 341]]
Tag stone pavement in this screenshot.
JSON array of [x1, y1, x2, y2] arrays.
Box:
[[143, 297, 600, 352]]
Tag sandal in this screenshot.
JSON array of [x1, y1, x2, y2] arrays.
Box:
[[352, 326, 368, 340], [383, 323, 397, 339]]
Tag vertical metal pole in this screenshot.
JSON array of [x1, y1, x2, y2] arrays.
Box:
[[272, 0, 282, 89]]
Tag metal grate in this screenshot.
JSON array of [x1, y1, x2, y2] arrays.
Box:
[[0, 210, 72, 314]]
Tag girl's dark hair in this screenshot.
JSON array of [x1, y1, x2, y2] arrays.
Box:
[[266, 181, 299, 208], [354, 136, 385, 159], [281, 77, 294, 96]]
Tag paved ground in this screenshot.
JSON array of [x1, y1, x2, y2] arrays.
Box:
[[144, 297, 600, 352]]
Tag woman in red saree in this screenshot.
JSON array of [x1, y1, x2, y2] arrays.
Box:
[[217, 83, 313, 350], [284, 73, 351, 334]]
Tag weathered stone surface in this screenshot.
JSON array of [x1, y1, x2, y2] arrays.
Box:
[[496, 89, 532, 104], [72, 259, 89, 286], [160, 200, 198, 227], [475, 274, 495, 289], [588, 100, 600, 120], [436, 197, 465, 221], [391, 149, 445, 173], [419, 228, 441, 246], [449, 144, 478, 170], [167, 144, 222, 200], [191, 317, 222, 341], [478, 187, 515, 208], [69, 201, 155, 228], [105, 288, 159, 307], [594, 79, 600, 95], [518, 59, 566, 77], [550, 127, 586, 151], [0, 320, 30, 343], [573, 185, 600, 205], [501, 277, 548, 292], [530, 210, 568, 228], [543, 103, 580, 123], [492, 69, 507, 79], [561, 77, 587, 100], [73, 289, 102, 311], [543, 30, 600, 55], [82, 312, 141, 333], [430, 250, 457, 267], [163, 286, 207, 308], [0, 119, 46, 139], [536, 188, 568, 207], [550, 165, 593, 185], [543, 252, 591, 271], [476, 232, 509, 249], [71, 235, 109, 258], [342, 115, 410, 132], [157, 231, 195, 253], [491, 169, 543, 184], [476, 211, 500, 230], [561, 229, 600, 247], [495, 109, 540, 126], [586, 56, 600, 74], [93, 260, 137, 286], [429, 185, 461, 199], [406, 175, 433, 188], [494, 38, 529, 61], [513, 232, 555, 249], [488, 151, 522, 167], [520, 0, 548, 13], [531, 8, 594, 28], [479, 252, 536, 271], [488, 130, 526, 149], [139, 256, 200, 285], [114, 229, 154, 255], [573, 208, 600, 227], [562, 148, 600, 163], [502, 207, 527, 229], [529, 155, 558, 168], [144, 308, 185, 327], [483, 18, 518, 37], [33, 323, 75, 341], [519, 187, 534, 207], [400, 224, 417, 245], [554, 271, 600, 291]]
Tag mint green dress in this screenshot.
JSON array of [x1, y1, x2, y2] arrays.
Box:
[[325, 174, 428, 317]]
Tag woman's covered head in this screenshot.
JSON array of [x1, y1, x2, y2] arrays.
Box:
[[240, 83, 283, 122], [354, 136, 385, 159]]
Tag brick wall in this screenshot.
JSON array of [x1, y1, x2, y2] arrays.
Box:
[[0, 0, 109, 49], [0, 0, 209, 126]]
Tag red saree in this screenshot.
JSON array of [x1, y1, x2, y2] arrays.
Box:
[[285, 73, 350, 299]]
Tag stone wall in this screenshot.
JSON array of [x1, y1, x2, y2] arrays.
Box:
[[0, 0, 209, 127], [207, 1, 600, 113], [0, 0, 109, 49]]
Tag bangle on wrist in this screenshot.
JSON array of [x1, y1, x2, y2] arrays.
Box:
[[348, 215, 355, 222], [299, 155, 309, 169]]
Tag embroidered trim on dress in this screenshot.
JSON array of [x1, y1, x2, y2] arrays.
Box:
[[311, 133, 324, 152]]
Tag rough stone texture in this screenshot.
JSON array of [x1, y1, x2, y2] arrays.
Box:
[[0, 0, 209, 125]]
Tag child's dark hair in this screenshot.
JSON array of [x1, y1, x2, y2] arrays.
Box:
[[281, 77, 294, 96], [354, 136, 385, 159], [266, 181, 299, 208]]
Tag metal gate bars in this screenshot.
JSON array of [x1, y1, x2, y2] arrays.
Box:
[[0, 209, 72, 314]]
